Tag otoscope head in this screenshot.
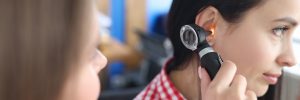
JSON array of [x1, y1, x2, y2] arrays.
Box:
[[180, 24, 222, 80], [180, 24, 210, 51]]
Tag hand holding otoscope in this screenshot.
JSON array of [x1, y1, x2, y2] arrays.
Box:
[[180, 24, 257, 100]]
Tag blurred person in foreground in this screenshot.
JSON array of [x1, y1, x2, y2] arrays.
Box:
[[0, 0, 107, 100]]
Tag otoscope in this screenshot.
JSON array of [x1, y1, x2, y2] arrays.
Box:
[[180, 24, 223, 79]]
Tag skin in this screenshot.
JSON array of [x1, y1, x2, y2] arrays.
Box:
[[61, 1, 107, 100], [170, 0, 299, 99]]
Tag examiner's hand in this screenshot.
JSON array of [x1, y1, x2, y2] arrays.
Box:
[[199, 61, 257, 100]]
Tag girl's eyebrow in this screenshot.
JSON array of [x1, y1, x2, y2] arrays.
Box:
[[273, 17, 298, 27]]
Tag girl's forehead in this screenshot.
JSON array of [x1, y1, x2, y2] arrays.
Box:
[[254, 0, 300, 18], [239, 0, 300, 26]]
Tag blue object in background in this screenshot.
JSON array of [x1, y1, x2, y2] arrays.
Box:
[[146, 0, 172, 34], [110, 0, 125, 43], [107, 61, 127, 89], [107, 61, 125, 78], [108, 0, 126, 89]]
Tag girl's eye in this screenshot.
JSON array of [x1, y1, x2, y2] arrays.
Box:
[[272, 26, 289, 39]]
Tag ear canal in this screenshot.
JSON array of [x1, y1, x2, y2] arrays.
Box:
[[206, 27, 216, 46], [209, 24, 216, 36], [209, 28, 215, 36]]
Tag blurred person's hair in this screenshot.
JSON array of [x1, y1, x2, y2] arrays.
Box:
[[0, 0, 91, 99]]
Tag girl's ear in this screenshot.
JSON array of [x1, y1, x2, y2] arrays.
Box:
[[195, 6, 220, 46]]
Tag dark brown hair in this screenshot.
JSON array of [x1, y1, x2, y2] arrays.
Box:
[[0, 0, 90, 99]]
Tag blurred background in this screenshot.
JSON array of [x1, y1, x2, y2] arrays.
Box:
[[96, 0, 300, 100], [97, 0, 172, 99]]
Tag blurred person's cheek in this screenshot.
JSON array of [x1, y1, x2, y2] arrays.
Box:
[[74, 49, 108, 100], [81, 64, 101, 100], [89, 48, 107, 95], [60, 63, 101, 100]]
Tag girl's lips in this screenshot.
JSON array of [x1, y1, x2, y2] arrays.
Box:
[[263, 73, 281, 85]]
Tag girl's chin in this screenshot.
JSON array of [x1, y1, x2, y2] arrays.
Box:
[[254, 84, 269, 97]]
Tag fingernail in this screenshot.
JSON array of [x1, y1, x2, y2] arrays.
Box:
[[198, 67, 202, 79]]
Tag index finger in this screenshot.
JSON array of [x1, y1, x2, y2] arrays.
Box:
[[211, 60, 237, 88]]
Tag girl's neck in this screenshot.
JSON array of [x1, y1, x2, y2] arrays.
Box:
[[169, 55, 202, 100]]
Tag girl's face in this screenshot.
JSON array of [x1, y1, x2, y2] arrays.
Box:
[[214, 0, 299, 96], [62, 1, 107, 100]]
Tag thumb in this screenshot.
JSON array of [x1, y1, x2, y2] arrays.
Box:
[[200, 67, 211, 98]]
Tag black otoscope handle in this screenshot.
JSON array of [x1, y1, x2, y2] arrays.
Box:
[[200, 51, 222, 79], [196, 34, 222, 80]]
